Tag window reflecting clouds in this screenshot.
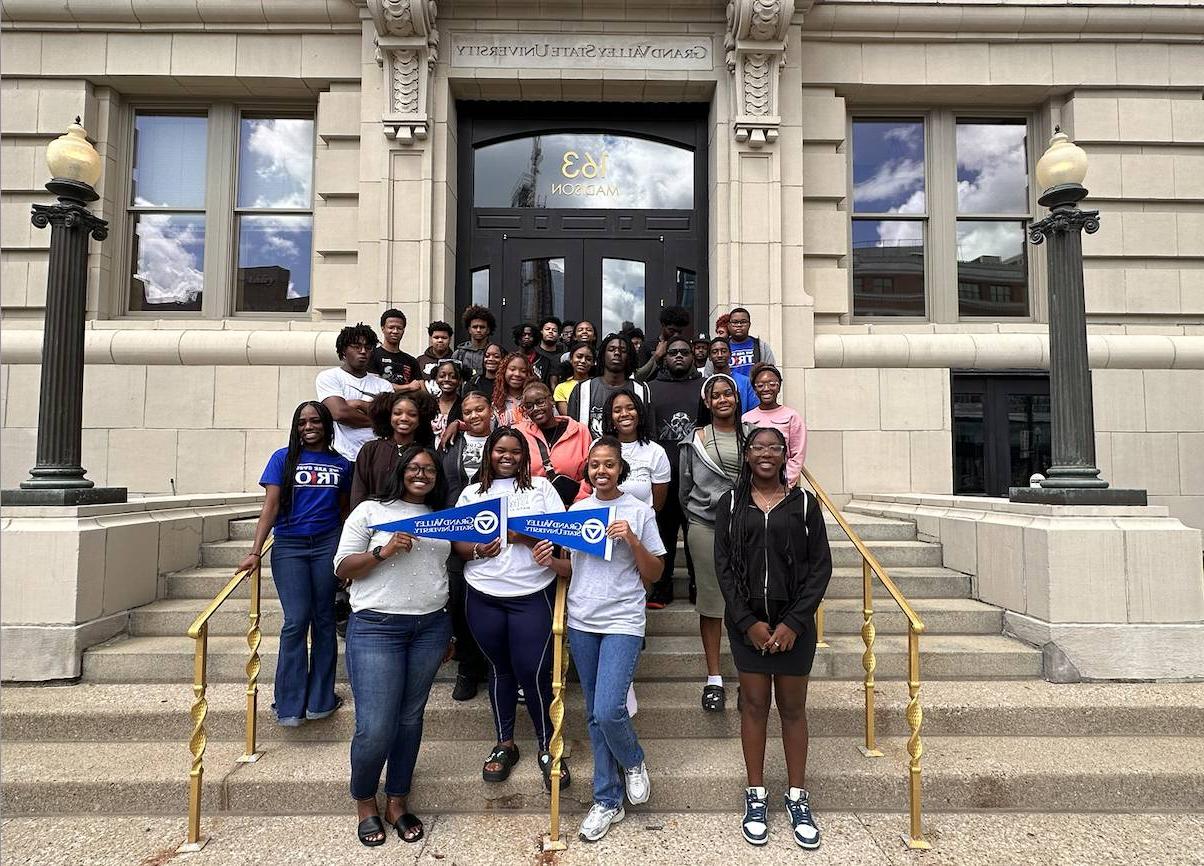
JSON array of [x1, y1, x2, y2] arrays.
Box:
[[237, 117, 314, 209], [130, 213, 205, 310], [852, 219, 925, 318], [236, 215, 313, 313], [956, 220, 1028, 317], [957, 121, 1028, 215], [852, 120, 925, 214], [601, 258, 645, 336], [475, 134, 693, 209], [471, 267, 490, 307], [132, 114, 208, 208]]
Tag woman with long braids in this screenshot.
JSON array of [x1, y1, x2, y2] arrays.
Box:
[[568, 436, 666, 842], [239, 401, 351, 727], [679, 374, 749, 714], [429, 358, 465, 443], [350, 391, 435, 509], [715, 426, 832, 850], [492, 352, 533, 426], [600, 390, 671, 510], [334, 445, 454, 847], [451, 427, 573, 793], [463, 343, 505, 399]]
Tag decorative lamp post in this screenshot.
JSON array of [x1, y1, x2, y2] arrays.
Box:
[[1010, 129, 1145, 505], [1, 119, 127, 506]]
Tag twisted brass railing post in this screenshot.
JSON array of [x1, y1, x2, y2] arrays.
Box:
[[814, 601, 829, 648], [238, 549, 266, 764], [178, 622, 210, 853], [542, 574, 571, 852], [858, 558, 882, 758], [905, 627, 931, 849]]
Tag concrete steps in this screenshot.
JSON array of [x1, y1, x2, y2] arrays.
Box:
[[5, 735, 1203, 817], [130, 596, 1002, 638], [6, 681, 1201, 744], [81, 632, 1042, 684]]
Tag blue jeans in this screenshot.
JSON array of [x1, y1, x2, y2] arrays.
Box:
[[567, 628, 645, 808], [346, 607, 451, 800], [270, 529, 340, 721]]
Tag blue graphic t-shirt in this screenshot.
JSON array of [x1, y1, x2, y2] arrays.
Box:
[[259, 447, 352, 537], [727, 338, 758, 377]]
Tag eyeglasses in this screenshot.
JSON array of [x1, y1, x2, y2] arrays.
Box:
[[665, 348, 692, 357], [521, 398, 550, 411], [748, 444, 786, 455], [404, 465, 438, 477]]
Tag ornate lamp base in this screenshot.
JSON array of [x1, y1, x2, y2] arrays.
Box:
[[1, 486, 128, 506], [1009, 486, 1147, 506]]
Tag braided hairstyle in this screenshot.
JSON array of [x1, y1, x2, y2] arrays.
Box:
[[475, 426, 534, 493], [727, 426, 793, 603], [491, 352, 531, 418], [698, 373, 747, 480], [279, 400, 338, 515], [377, 444, 447, 508]]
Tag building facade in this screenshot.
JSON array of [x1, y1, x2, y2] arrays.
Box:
[[2, 0, 1202, 536]]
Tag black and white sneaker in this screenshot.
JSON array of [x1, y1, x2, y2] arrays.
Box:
[[784, 788, 820, 849], [741, 786, 768, 846]]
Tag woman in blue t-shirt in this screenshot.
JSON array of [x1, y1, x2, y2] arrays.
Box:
[[240, 400, 353, 727]]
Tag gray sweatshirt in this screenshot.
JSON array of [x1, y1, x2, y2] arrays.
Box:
[[678, 424, 751, 527]]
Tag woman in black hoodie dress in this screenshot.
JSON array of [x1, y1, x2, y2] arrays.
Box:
[[715, 426, 832, 851]]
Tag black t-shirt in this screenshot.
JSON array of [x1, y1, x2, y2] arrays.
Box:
[[534, 347, 561, 385], [369, 347, 420, 385]]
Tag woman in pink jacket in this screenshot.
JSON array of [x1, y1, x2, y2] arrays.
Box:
[[742, 363, 807, 487], [516, 381, 592, 504]]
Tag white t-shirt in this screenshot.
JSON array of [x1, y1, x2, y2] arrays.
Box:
[[314, 367, 393, 461], [619, 439, 672, 508], [567, 492, 666, 637], [457, 476, 565, 597], [332, 499, 450, 616]]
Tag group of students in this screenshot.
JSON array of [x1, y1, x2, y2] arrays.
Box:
[[238, 302, 832, 851]]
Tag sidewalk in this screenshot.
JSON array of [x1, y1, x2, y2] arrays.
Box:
[[4, 812, 1202, 866]]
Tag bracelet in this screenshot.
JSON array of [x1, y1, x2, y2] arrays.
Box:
[[472, 543, 481, 560], [249, 552, 261, 558]]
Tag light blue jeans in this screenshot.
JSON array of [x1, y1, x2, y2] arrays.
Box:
[[567, 628, 645, 808]]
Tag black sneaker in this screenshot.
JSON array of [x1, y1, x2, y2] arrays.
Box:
[[742, 786, 769, 846], [452, 673, 479, 702], [785, 789, 821, 849]]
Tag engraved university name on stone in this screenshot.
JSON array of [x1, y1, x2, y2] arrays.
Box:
[[449, 33, 713, 71]]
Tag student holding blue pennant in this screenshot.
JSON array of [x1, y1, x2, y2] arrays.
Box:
[[566, 436, 667, 842], [509, 506, 615, 560], [369, 494, 507, 546], [450, 426, 573, 793]]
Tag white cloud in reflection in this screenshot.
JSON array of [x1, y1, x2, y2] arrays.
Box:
[[134, 215, 204, 305], [854, 159, 925, 212], [241, 119, 314, 208], [956, 221, 1023, 263], [956, 123, 1028, 214], [874, 220, 923, 249], [601, 258, 646, 334]]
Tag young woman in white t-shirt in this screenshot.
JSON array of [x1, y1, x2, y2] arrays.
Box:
[[451, 426, 573, 793], [599, 390, 671, 509], [568, 436, 667, 842]]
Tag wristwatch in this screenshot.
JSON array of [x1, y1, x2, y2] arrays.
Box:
[[371, 545, 386, 561]]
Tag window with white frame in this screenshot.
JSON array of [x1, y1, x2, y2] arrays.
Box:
[[127, 107, 315, 316], [850, 114, 1033, 321]]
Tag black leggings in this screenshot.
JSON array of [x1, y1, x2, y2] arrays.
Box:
[[465, 582, 555, 750], [448, 561, 486, 679]]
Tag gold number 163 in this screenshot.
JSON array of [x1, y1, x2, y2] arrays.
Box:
[[560, 150, 609, 180]]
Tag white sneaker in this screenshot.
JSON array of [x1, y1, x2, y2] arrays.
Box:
[[579, 802, 625, 842], [785, 788, 821, 850], [624, 761, 650, 805]]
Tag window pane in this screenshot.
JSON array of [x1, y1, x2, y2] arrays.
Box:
[[520, 257, 565, 324], [132, 114, 208, 208], [957, 120, 1028, 215], [129, 213, 205, 311], [471, 267, 490, 307], [956, 221, 1028, 317], [601, 258, 646, 336], [676, 267, 697, 310], [237, 117, 314, 209], [953, 392, 986, 495], [474, 133, 694, 209], [1008, 393, 1050, 489], [852, 119, 925, 214], [852, 219, 925, 317], [235, 214, 312, 313]]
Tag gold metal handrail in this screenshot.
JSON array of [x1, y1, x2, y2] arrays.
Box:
[[800, 467, 930, 851], [178, 534, 273, 854], [542, 573, 571, 852]]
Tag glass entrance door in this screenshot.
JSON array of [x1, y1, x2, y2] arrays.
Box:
[[500, 238, 667, 342], [952, 374, 1051, 496]]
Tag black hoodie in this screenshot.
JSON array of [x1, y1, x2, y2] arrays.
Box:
[[647, 366, 704, 453]]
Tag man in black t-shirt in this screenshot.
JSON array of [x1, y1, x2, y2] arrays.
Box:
[[533, 315, 563, 388], [369, 308, 424, 393]]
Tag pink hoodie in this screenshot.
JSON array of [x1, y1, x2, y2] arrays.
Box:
[[742, 404, 807, 486]]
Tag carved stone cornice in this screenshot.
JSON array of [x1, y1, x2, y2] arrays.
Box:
[[724, 0, 794, 148], [366, 0, 439, 144]]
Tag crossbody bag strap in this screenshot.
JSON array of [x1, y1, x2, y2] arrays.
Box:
[[533, 434, 557, 476]]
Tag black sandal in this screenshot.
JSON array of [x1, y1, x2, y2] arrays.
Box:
[[538, 750, 571, 792], [395, 812, 424, 843], [357, 815, 387, 847], [702, 684, 726, 712], [482, 742, 520, 782]]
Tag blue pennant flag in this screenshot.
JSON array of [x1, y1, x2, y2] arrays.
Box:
[[370, 496, 507, 546], [509, 506, 615, 561]]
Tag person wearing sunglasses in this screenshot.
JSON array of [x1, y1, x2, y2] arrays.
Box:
[[715, 427, 832, 850]]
